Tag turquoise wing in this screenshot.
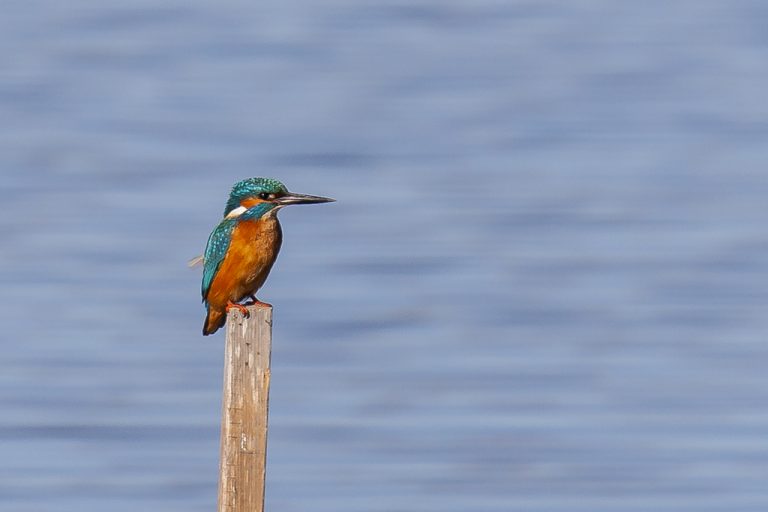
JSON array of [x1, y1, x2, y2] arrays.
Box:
[[201, 218, 238, 302]]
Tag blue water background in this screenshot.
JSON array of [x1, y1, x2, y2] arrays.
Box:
[[2, 1, 768, 511]]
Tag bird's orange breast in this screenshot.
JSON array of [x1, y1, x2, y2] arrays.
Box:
[[206, 216, 283, 308]]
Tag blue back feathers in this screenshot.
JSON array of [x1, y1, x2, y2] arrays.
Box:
[[202, 218, 237, 301]]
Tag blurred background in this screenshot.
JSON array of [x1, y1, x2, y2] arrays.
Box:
[[2, 1, 768, 511]]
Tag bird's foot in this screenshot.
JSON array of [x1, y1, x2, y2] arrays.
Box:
[[226, 301, 250, 317], [246, 295, 272, 308]]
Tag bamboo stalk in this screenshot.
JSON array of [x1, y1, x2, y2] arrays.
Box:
[[217, 305, 273, 512]]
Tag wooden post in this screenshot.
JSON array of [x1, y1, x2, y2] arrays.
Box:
[[217, 305, 273, 512]]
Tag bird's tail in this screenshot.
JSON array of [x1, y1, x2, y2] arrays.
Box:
[[203, 307, 226, 336]]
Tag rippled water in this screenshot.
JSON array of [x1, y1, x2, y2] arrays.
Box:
[[2, 1, 768, 511]]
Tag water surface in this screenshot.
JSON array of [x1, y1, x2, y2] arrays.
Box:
[[2, 1, 768, 511]]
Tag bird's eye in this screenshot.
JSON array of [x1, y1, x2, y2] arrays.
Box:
[[259, 192, 270, 200]]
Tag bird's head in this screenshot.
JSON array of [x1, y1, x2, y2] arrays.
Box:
[[224, 177, 334, 218]]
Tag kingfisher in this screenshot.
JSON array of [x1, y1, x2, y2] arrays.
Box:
[[198, 177, 334, 335]]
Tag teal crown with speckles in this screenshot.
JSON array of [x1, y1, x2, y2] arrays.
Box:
[[224, 177, 288, 216]]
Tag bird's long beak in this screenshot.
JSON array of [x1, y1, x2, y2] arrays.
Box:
[[275, 192, 335, 205]]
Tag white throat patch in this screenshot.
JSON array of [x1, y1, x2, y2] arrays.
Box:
[[261, 205, 283, 220]]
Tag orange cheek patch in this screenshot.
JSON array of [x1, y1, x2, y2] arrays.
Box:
[[241, 197, 268, 209]]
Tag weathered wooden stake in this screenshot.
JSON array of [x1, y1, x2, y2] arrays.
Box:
[[217, 305, 273, 512]]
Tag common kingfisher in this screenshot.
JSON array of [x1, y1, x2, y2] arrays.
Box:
[[199, 177, 334, 335]]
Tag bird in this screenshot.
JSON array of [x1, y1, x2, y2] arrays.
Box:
[[199, 177, 334, 335]]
